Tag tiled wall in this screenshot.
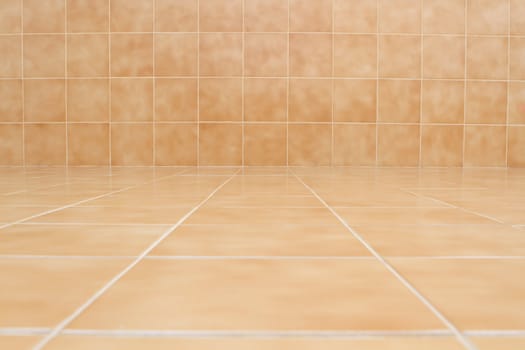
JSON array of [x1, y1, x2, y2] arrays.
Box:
[[0, 0, 524, 167]]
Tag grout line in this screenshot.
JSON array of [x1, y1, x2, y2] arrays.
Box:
[[20, 0, 25, 166], [375, 0, 380, 165], [152, 0, 156, 166], [241, 0, 245, 166], [330, 0, 335, 166], [419, 0, 423, 167], [196, 0, 200, 166], [291, 170, 478, 350], [64, 0, 68, 166], [463, 0, 468, 166], [108, 0, 112, 167], [286, 0, 290, 166], [31, 170, 241, 350], [505, 0, 511, 166], [0, 169, 189, 231], [0, 328, 51, 336]]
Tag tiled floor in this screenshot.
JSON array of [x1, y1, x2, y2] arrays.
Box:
[[0, 167, 524, 350]]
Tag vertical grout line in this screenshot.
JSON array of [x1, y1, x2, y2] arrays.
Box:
[[196, 0, 200, 166], [64, 0, 68, 167], [375, 0, 380, 165], [286, 0, 290, 166], [462, 0, 468, 167], [108, 0, 112, 168], [241, 0, 245, 167], [505, 0, 511, 167], [21, 0, 25, 166], [330, 0, 335, 166], [419, 0, 423, 167], [152, 0, 156, 166]]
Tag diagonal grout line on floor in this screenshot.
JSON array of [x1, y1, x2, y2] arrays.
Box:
[[290, 170, 479, 350], [31, 169, 241, 350], [0, 168, 192, 232], [401, 189, 506, 224]]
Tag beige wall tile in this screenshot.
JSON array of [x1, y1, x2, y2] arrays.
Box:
[[509, 82, 525, 124], [508, 126, 525, 167], [110, 0, 153, 32], [511, 0, 525, 34], [67, 34, 108, 77], [68, 79, 109, 122], [378, 124, 420, 166], [23, 35, 64, 78], [423, 0, 465, 34], [0, 36, 21, 77], [334, 124, 376, 166], [0, 124, 23, 165], [244, 78, 287, 122], [156, 0, 197, 32], [510, 37, 525, 80], [199, 33, 242, 77], [379, 80, 421, 123], [289, 79, 332, 123], [24, 79, 65, 122], [24, 124, 66, 165], [334, 35, 377, 78], [290, 0, 332, 32], [288, 124, 331, 166], [379, 0, 421, 34], [334, 80, 377, 123], [155, 34, 197, 76], [464, 125, 507, 167], [244, 124, 287, 166], [111, 78, 153, 122], [111, 124, 153, 166], [68, 124, 109, 166], [421, 125, 463, 167], [379, 35, 420, 78], [199, 78, 242, 122], [290, 34, 332, 77], [466, 81, 507, 124], [467, 37, 508, 80], [467, 0, 509, 35], [199, 123, 242, 166], [244, 0, 287, 32], [23, 0, 64, 33], [155, 124, 197, 166], [334, 0, 377, 33], [244, 34, 287, 77], [0, 80, 22, 122], [423, 36, 465, 79], [0, 0, 21, 33], [155, 78, 197, 122], [199, 0, 242, 32], [67, 0, 109, 33], [422, 80, 464, 124], [111, 34, 153, 77]]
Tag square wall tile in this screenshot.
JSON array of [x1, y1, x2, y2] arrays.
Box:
[[156, 0, 197, 32], [244, 34, 287, 77], [155, 34, 197, 76], [199, 0, 242, 32], [466, 81, 507, 124], [244, 0, 288, 32], [467, 37, 508, 80], [509, 82, 525, 124], [0, 80, 22, 122], [511, 0, 525, 34], [111, 34, 153, 77], [464, 125, 506, 167], [421, 125, 463, 167], [510, 37, 525, 80], [24, 79, 65, 122], [244, 78, 287, 122], [111, 78, 153, 122], [155, 78, 197, 122], [155, 124, 197, 166], [110, 0, 153, 32], [0, 124, 23, 165], [23, 0, 64, 32], [244, 124, 287, 166], [67, 0, 109, 32], [68, 79, 109, 122], [290, 0, 332, 32], [290, 34, 332, 77], [334, 124, 376, 166], [379, 0, 421, 34], [423, 0, 465, 34], [289, 79, 332, 123], [379, 35, 420, 78], [199, 33, 242, 77], [199, 78, 242, 122], [68, 124, 109, 166], [0, 36, 21, 77], [334, 0, 377, 33], [467, 0, 509, 34], [379, 80, 421, 123], [378, 124, 420, 166], [422, 80, 464, 124], [24, 124, 66, 165], [334, 80, 376, 122], [67, 34, 108, 77], [199, 123, 242, 166], [423, 36, 465, 79], [288, 124, 331, 166], [111, 124, 153, 166], [334, 35, 377, 78], [0, 0, 21, 33], [508, 126, 525, 167], [23, 35, 64, 78]]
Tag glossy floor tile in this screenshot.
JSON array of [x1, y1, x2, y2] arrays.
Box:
[[0, 167, 523, 350]]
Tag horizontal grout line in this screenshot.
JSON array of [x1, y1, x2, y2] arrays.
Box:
[[0, 328, 51, 336]]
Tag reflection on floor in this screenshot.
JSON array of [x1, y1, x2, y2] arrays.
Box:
[[0, 167, 524, 350]]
